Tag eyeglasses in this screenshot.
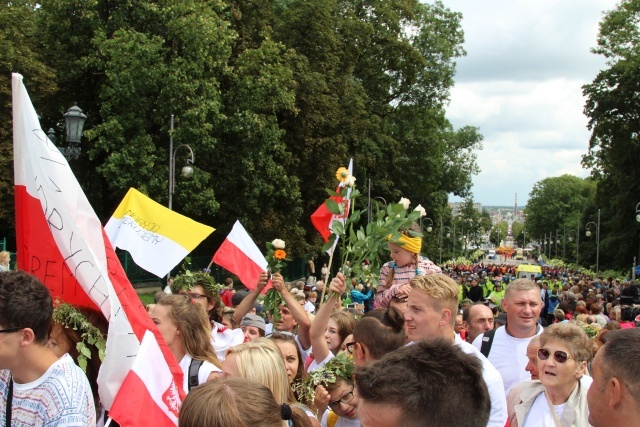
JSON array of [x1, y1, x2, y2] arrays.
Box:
[[538, 348, 573, 364], [344, 342, 357, 353], [186, 293, 207, 300], [328, 388, 354, 411], [0, 327, 24, 334]]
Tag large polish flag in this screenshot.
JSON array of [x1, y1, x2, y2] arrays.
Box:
[[212, 220, 269, 291], [12, 73, 185, 426], [105, 187, 215, 278]]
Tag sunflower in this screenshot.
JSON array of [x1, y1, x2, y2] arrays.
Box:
[[335, 167, 349, 182], [274, 249, 287, 260]]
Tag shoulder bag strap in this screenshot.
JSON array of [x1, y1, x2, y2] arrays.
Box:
[[480, 328, 497, 358], [6, 374, 13, 426], [543, 391, 564, 427]]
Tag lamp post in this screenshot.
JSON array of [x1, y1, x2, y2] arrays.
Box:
[[422, 217, 433, 234], [585, 208, 601, 273], [555, 231, 560, 259], [440, 223, 451, 264], [168, 115, 195, 210], [47, 104, 87, 160]]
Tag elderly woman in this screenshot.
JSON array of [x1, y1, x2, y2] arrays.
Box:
[[0, 251, 10, 272], [507, 323, 592, 427]]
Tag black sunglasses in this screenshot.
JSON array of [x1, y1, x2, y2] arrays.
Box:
[[344, 342, 357, 353], [538, 348, 573, 364]]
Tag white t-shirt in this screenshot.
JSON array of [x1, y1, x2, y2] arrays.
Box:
[[320, 410, 361, 427], [455, 335, 508, 427], [307, 352, 334, 373], [304, 301, 316, 313], [522, 393, 565, 427], [472, 325, 543, 395], [211, 321, 244, 362], [0, 354, 96, 426], [178, 354, 221, 394]]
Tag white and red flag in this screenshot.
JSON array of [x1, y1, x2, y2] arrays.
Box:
[[12, 73, 185, 426], [212, 220, 269, 291], [310, 159, 353, 250]]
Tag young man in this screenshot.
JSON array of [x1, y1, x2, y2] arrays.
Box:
[[404, 273, 507, 427], [0, 271, 95, 425], [472, 278, 543, 395], [355, 339, 490, 427], [588, 329, 640, 427]]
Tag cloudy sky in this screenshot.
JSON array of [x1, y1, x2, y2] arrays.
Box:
[[438, 0, 613, 207]]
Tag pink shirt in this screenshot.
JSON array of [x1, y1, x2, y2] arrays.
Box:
[[374, 257, 441, 308]]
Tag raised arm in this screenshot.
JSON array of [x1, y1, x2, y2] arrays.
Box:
[[272, 273, 312, 349], [310, 273, 346, 364], [232, 271, 269, 324]]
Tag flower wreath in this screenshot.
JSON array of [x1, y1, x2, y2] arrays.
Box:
[[292, 352, 355, 409], [52, 302, 106, 373]]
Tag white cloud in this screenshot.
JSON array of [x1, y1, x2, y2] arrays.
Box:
[[437, 0, 612, 206]]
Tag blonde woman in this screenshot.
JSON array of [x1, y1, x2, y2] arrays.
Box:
[[222, 338, 320, 427], [0, 251, 10, 272], [151, 295, 221, 393], [179, 378, 311, 427]]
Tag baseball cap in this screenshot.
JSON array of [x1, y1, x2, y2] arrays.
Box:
[[241, 313, 266, 332]]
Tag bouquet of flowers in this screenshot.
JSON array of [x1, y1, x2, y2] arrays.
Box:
[[322, 167, 424, 290], [263, 239, 289, 322]]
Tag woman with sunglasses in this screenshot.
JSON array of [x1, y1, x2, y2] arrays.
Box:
[[506, 323, 592, 427]]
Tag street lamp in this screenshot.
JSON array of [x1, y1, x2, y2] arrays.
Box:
[[585, 208, 601, 273], [636, 202, 640, 223], [422, 217, 433, 233], [440, 223, 452, 264], [47, 103, 87, 160], [168, 115, 195, 210]]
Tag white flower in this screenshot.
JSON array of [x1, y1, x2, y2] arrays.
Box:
[[414, 204, 426, 217], [344, 175, 356, 188], [271, 239, 285, 249], [399, 197, 411, 210]]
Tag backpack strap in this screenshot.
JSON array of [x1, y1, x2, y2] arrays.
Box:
[[188, 358, 204, 391], [327, 411, 339, 427], [480, 328, 497, 358]]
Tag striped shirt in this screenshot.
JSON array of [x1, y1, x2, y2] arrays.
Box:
[[375, 257, 441, 308]]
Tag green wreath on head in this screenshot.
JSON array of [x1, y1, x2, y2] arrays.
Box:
[[292, 352, 355, 409], [52, 302, 106, 373], [170, 258, 223, 297]]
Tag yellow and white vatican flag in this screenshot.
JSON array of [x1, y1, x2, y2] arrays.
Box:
[[105, 188, 214, 277]]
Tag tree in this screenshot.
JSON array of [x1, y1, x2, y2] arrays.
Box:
[[0, 2, 57, 246], [583, 0, 640, 270]]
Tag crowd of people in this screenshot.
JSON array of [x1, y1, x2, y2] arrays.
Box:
[[1, 228, 639, 426]]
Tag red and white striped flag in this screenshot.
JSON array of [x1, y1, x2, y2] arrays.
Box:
[[310, 159, 353, 251], [212, 220, 269, 291], [12, 73, 185, 426]]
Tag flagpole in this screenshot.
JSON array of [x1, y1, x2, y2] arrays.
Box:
[[319, 237, 338, 308]]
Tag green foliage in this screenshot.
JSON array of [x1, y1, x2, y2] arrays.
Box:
[[4, 0, 480, 264], [321, 175, 421, 288], [171, 258, 222, 295], [582, 0, 640, 270], [52, 302, 106, 373], [262, 288, 286, 323], [292, 352, 354, 409]]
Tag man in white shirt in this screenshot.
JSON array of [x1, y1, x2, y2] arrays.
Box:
[[404, 273, 507, 427], [472, 278, 543, 395], [0, 270, 95, 426]]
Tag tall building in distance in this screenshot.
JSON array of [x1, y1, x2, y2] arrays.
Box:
[[448, 202, 483, 217]]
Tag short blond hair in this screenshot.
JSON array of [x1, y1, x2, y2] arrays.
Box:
[[504, 278, 539, 301], [410, 274, 459, 315]]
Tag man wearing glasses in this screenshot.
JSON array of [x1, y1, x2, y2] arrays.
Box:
[[0, 270, 95, 426]]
